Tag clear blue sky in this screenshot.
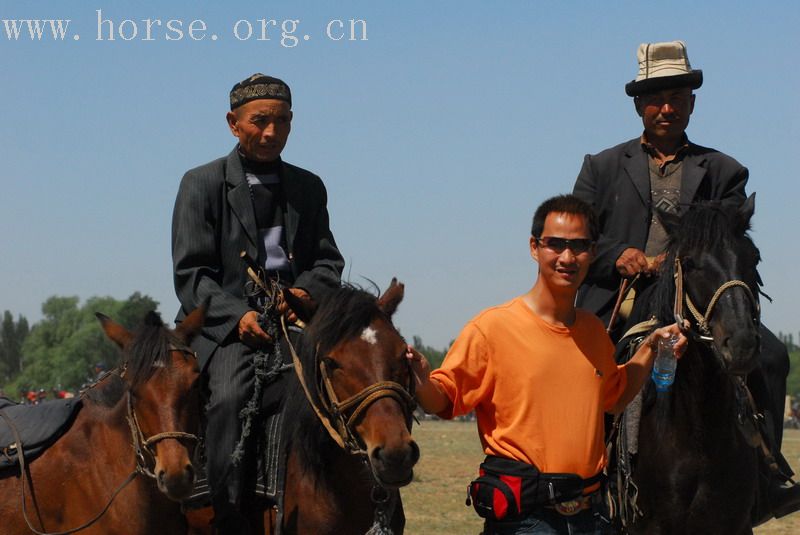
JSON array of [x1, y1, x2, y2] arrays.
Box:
[[1, 1, 798, 348]]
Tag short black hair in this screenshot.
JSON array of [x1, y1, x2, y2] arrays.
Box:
[[531, 194, 599, 241]]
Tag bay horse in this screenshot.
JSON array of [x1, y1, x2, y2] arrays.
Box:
[[616, 195, 761, 534], [0, 305, 205, 535], [187, 279, 420, 534]]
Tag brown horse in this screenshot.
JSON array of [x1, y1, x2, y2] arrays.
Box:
[[0, 305, 205, 535], [187, 279, 420, 534]]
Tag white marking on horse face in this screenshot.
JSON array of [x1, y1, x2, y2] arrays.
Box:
[[361, 326, 378, 345]]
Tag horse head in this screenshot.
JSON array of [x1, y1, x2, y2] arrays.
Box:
[[97, 304, 205, 501], [658, 194, 761, 374], [285, 279, 420, 488]]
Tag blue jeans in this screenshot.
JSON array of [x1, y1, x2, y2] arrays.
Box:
[[483, 508, 610, 535]]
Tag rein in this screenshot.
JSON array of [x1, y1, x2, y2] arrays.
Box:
[[12, 346, 199, 535], [282, 317, 416, 456]]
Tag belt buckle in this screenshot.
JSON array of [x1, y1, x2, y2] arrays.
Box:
[[554, 499, 583, 516]]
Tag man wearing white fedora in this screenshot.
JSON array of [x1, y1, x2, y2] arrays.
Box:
[[572, 40, 799, 522]]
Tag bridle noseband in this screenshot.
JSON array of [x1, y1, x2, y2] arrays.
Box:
[[125, 344, 200, 478], [673, 256, 760, 344], [318, 357, 417, 455], [14, 345, 200, 535], [285, 319, 416, 456]]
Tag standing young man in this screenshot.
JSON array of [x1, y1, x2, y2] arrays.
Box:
[[408, 194, 686, 534]]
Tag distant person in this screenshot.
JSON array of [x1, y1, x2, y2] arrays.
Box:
[[172, 73, 344, 534], [572, 40, 798, 520], [408, 194, 687, 534]]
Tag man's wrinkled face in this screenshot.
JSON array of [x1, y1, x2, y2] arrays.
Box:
[[227, 99, 292, 162], [635, 87, 695, 146]]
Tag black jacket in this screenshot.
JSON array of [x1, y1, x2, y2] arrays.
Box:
[[573, 137, 748, 319], [172, 148, 344, 366]]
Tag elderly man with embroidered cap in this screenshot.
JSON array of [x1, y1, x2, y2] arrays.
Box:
[[172, 73, 344, 533], [572, 40, 799, 523]]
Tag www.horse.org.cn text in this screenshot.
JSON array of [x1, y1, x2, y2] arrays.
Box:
[[1, 9, 369, 47]]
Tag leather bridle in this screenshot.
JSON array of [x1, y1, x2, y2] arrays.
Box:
[[284, 318, 416, 456], [125, 345, 200, 478], [12, 345, 200, 535], [672, 256, 760, 345]]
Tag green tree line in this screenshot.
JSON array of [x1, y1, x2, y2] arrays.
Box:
[[1, 293, 455, 400], [0, 292, 159, 397]]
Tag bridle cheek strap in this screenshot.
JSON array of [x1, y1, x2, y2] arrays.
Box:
[[319, 362, 416, 455], [674, 256, 759, 338]]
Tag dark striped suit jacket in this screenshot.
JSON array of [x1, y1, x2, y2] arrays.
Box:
[[172, 148, 344, 367]]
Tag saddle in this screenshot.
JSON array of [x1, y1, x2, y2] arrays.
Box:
[[0, 397, 82, 471]]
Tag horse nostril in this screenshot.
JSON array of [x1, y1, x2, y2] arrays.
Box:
[[185, 463, 195, 483], [371, 446, 384, 465], [409, 440, 420, 465]]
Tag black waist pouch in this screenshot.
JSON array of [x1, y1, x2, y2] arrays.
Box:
[[467, 455, 595, 521]]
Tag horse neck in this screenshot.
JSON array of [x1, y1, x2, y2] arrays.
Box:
[[287, 415, 382, 533], [663, 342, 740, 440]]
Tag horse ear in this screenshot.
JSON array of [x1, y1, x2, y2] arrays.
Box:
[[378, 278, 404, 317], [655, 207, 682, 237], [283, 289, 318, 324], [175, 299, 208, 344], [96, 313, 133, 349], [737, 193, 756, 231]]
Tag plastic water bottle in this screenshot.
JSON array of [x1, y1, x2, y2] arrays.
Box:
[[651, 335, 679, 392]]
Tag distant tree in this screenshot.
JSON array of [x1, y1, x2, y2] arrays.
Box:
[[412, 335, 449, 370], [0, 311, 29, 382], [788, 348, 800, 398], [8, 293, 160, 392]]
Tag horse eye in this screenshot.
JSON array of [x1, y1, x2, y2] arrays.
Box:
[[682, 258, 697, 271], [322, 357, 340, 371]]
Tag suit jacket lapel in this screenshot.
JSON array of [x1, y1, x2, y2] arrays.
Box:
[[680, 148, 707, 206], [623, 140, 651, 207], [225, 149, 259, 249], [280, 163, 299, 254]]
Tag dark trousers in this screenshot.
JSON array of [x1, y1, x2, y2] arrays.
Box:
[[203, 338, 290, 531], [204, 341, 256, 522], [752, 326, 791, 464]]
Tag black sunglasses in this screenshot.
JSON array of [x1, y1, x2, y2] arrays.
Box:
[[535, 236, 595, 254]]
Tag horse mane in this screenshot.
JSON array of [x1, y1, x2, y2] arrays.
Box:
[[632, 201, 760, 432], [83, 311, 178, 406], [648, 201, 760, 325], [285, 285, 390, 479]]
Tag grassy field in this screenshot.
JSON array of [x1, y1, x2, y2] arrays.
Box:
[[400, 420, 800, 535]]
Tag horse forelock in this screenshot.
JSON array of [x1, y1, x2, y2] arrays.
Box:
[[124, 314, 178, 389], [305, 285, 390, 356], [650, 203, 760, 320], [667, 202, 758, 261]]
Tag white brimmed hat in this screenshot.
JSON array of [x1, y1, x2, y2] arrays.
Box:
[[625, 41, 703, 97]]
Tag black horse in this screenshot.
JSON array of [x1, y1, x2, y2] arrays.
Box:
[[616, 195, 761, 535]]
